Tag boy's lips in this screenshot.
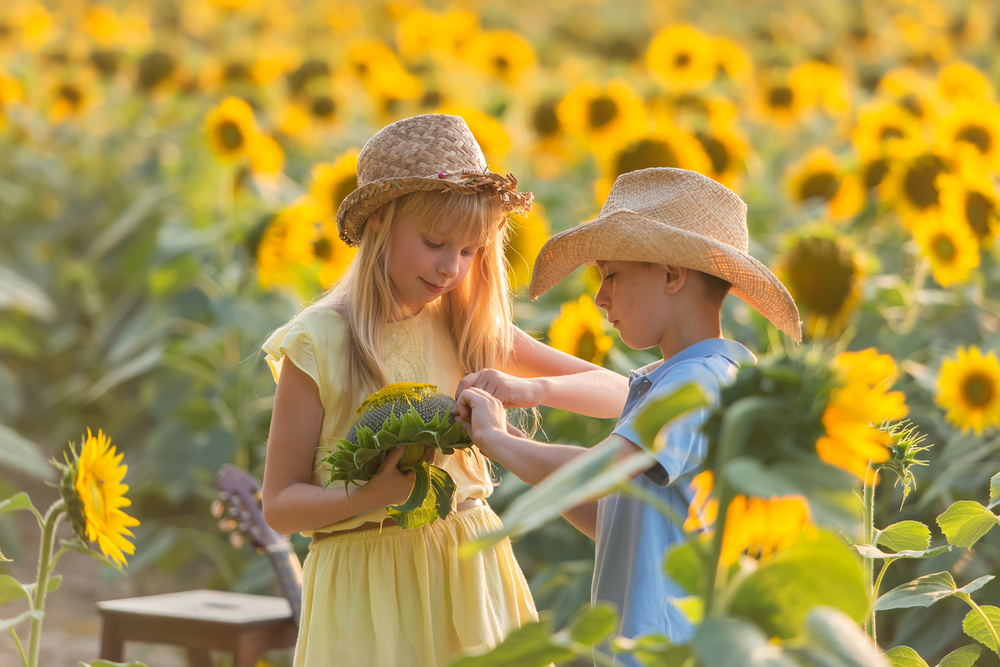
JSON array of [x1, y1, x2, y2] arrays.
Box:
[[420, 277, 445, 294]]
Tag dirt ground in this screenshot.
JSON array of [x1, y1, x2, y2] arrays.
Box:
[[0, 478, 293, 667]]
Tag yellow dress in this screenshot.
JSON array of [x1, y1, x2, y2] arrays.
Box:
[[263, 301, 538, 666]]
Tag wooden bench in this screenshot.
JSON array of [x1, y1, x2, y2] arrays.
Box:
[[97, 589, 296, 667]]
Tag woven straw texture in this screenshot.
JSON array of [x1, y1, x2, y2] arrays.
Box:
[[336, 114, 533, 245], [528, 168, 803, 341]]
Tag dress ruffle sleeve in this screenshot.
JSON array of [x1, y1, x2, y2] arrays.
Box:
[[263, 317, 321, 390]]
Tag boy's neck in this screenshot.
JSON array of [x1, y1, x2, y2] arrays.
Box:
[[657, 316, 723, 361]]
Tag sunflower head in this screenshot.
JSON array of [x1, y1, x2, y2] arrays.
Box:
[[557, 80, 646, 149], [646, 25, 718, 93], [310, 149, 360, 222], [54, 429, 139, 570], [205, 96, 259, 161], [911, 209, 979, 287], [775, 234, 862, 337], [548, 295, 614, 366], [136, 51, 176, 93], [785, 149, 863, 219], [937, 346, 1000, 435], [596, 128, 710, 202]]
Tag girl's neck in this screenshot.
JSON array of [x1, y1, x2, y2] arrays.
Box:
[[388, 299, 427, 323]]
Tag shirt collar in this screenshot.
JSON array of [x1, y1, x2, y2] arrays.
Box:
[[628, 339, 757, 385]]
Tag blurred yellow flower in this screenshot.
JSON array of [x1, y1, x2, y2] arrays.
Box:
[[257, 198, 320, 288], [877, 68, 942, 122], [684, 471, 814, 566], [396, 8, 478, 60], [817, 350, 907, 481], [937, 346, 1000, 435], [48, 80, 92, 124], [135, 51, 178, 94], [595, 127, 710, 203], [751, 73, 810, 125], [0, 70, 24, 129], [248, 133, 284, 178], [938, 172, 998, 243], [348, 39, 422, 102], [646, 25, 718, 93], [466, 30, 536, 84], [879, 145, 953, 225], [506, 203, 551, 292], [316, 228, 359, 287], [937, 61, 993, 104], [10, 1, 53, 52], [75, 429, 139, 569], [713, 37, 752, 84], [205, 96, 259, 162], [852, 102, 923, 163], [557, 80, 647, 152], [775, 234, 863, 338], [694, 99, 747, 189], [938, 101, 1000, 171], [785, 149, 863, 220], [911, 210, 979, 287], [548, 295, 614, 366], [789, 60, 851, 115], [310, 150, 360, 225]]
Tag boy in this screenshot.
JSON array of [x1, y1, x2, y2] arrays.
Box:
[[456, 168, 801, 654]]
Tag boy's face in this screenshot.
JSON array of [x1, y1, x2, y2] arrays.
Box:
[[385, 212, 482, 313], [595, 260, 678, 350]]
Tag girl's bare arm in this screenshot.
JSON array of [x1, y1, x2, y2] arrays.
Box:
[[261, 360, 415, 535], [455, 327, 628, 419]]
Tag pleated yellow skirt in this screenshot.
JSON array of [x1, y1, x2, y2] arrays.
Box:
[[293, 504, 538, 667]]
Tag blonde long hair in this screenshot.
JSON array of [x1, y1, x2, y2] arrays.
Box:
[[313, 189, 515, 451]]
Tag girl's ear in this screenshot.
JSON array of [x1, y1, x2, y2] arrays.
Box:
[[369, 211, 383, 234]]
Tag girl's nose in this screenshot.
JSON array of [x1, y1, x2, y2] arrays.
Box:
[[438, 251, 461, 278]]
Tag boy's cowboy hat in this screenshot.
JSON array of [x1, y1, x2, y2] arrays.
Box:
[[529, 168, 803, 341], [336, 114, 533, 246]]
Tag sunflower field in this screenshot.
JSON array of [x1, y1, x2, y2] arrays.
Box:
[[5, 0, 1000, 663]]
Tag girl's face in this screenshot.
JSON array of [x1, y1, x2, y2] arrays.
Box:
[[384, 212, 482, 315]]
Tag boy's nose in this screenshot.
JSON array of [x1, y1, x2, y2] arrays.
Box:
[[594, 284, 611, 311]]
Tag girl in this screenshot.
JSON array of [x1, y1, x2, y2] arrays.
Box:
[[261, 114, 627, 667]]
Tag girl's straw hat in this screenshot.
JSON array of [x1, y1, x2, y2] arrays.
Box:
[[529, 168, 803, 341], [336, 114, 533, 246]]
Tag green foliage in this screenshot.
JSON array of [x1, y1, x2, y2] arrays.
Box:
[[729, 531, 868, 639], [936, 501, 1000, 548], [962, 605, 1000, 655], [875, 521, 932, 552], [872, 572, 993, 611]]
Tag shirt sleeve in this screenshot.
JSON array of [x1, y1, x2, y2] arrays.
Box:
[[262, 317, 321, 390], [612, 362, 719, 487]]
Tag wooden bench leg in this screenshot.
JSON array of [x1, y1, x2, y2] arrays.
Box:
[[188, 648, 213, 667], [233, 631, 261, 667], [99, 619, 124, 662]]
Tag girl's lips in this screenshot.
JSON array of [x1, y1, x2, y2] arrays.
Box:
[[420, 277, 445, 294]]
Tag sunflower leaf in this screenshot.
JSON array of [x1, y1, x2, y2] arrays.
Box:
[[386, 463, 455, 529], [989, 472, 1000, 510], [936, 644, 981, 667], [0, 547, 8, 563], [884, 645, 928, 667], [399, 410, 420, 442], [875, 521, 931, 552], [0, 492, 42, 524], [962, 605, 1000, 654], [0, 609, 43, 632], [58, 539, 120, 570], [872, 571, 959, 611], [937, 501, 1000, 548], [375, 431, 400, 449]]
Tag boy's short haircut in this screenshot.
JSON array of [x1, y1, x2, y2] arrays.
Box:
[[695, 271, 732, 306]]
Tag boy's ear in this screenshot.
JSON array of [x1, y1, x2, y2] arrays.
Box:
[[663, 265, 688, 295]]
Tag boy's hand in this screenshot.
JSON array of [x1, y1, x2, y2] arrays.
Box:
[[454, 369, 541, 411], [455, 387, 509, 457]]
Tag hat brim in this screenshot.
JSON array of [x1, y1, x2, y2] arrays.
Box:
[[336, 171, 532, 246], [528, 209, 803, 342]]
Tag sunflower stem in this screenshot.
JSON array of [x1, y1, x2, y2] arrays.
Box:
[[10, 627, 27, 667], [863, 462, 876, 644], [900, 257, 929, 334], [27, 499, 65, 667], [703, 397, 781, 616]]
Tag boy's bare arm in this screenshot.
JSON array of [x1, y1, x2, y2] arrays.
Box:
[[456, 326, 628, 419], [457, 387, 645, 539]]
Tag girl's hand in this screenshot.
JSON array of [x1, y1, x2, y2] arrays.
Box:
[[366, 446, 434, 506], [453, 369, 542, 411], [455, 387, 509, 456]]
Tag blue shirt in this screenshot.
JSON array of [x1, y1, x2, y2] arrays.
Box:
[[592, 339, 756, 660]]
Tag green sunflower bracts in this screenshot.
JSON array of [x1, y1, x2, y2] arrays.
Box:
[[320, 382, 474, 529]]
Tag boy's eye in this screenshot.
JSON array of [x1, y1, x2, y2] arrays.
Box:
[[604, 273, 616, 282]]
